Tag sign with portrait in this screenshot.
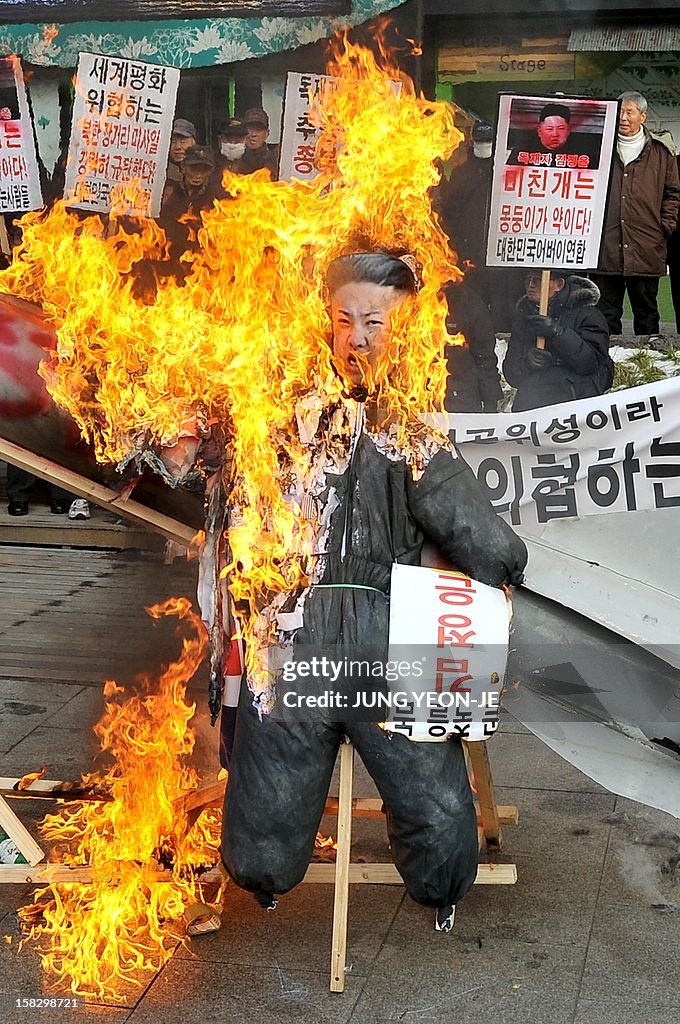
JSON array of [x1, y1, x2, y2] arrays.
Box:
[[0, 55, 43, 215], [64, 52, 180, 217], [486, 94, 619, 269]]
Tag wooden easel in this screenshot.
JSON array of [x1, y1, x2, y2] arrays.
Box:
[[310, 739, 518, 992], [1, 740, 517, 994]]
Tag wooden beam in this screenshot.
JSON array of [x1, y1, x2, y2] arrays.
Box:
[[0, 436, 196, 547], [304, 863, 517, 885], [0, 796, 44, 866], [330, 741, 354, 993]]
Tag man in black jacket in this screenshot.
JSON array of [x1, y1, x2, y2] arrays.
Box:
[[503, 269, 614, 411]]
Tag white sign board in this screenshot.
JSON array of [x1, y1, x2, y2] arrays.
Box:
[[384, 564, 510, 742], [278, 71, 333, 183], [433, 378, 680, 530], [64, 52, 179, 217], [0, 55, 43, 214], [486, 94, 618, 269]]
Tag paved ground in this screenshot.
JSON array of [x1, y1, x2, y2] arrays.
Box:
[[0, 542, 679, 1023]]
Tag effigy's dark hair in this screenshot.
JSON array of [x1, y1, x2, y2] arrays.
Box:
[[325, 252, 418, 297]]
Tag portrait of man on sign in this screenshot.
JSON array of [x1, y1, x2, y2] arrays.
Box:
[[506, 98, 603, 170]]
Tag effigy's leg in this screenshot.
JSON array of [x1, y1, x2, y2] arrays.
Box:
[[347, 723, 478, 909], [221, 692, 340, 907]]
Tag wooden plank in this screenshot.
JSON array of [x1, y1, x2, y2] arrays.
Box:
[[0, 436, 196, 548], [466, 741, 502, 848], [439, 53, 576, 81], [322, 795, 518, 826], [330, 741, 354, 993], [0, 795, 44, 865], [304, 863, 517, 885], [0, 864, 172, 884]]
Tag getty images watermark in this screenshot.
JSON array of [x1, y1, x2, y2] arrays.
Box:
[[270, 649, 501, 730]]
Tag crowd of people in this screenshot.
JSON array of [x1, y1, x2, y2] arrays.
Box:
[[4, 90, 680, 515], [2, 105, 280, 519], [438, 89, 680, 414]]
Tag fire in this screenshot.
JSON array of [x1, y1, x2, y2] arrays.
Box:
[[1, 31, 465, 994], [0, 32, 463, 703], [19, 598, 218, 1001]]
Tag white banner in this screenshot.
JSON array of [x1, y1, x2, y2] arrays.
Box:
[[385, 564, 510, 742], [486, 94, 618, 269], [433, 378, 680, 530], [278, 71, 333, 183], [64, 52, 179, 217], [0, 55, 43, 214]]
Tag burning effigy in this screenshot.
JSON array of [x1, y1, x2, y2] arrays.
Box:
[[1, 33, 526, 1000]]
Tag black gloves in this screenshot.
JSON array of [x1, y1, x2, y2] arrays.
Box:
[[526, 346, 554, 371], [526, 313, 563, 339]]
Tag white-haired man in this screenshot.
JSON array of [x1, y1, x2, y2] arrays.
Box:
[[591, 91, 680, 344]]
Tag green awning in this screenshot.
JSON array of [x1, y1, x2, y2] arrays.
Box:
[[0, 0, 404, 68]]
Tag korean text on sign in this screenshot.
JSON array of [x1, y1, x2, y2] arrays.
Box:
[[64, 52, 179, 217]]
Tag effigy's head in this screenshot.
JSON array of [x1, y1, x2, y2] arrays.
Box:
[[326, 251, 418, 388]]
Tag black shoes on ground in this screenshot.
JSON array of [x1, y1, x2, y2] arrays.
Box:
[[8, 500, 29, 516]]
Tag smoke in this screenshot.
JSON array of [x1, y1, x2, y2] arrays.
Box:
[[606, 809, 680, 911]]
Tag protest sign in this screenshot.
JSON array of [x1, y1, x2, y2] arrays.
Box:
[[432, 377, 680, 530], [278, 72, 333, 182], [0, 55, 43, 214], [486, 94, 618, 269], [384, 564, 510, 742], [64, 53, 179, 217]]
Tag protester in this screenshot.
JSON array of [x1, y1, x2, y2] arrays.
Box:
[[159, 145, 220, 275], [188, 251, 527, 930], [437, 120, 523, 333], [666, 151, 680, 334], [6, 465, 75, 517], [166, 118, 197, 185], [214, 117, 248, 180], [590, 91, 680, 343], [238, 107, 279, 177], [503, 269, 614, 412], [443, 280, 503, 412]]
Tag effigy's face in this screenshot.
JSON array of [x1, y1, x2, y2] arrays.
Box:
[[330, 281, 407, 387]]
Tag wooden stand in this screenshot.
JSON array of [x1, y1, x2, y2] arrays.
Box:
[[1, 741, 517, 994], [309, 739, 518, 993]]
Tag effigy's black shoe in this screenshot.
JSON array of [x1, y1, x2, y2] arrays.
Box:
[[8, 501, 29, 516], [50, 500, 70, 515]]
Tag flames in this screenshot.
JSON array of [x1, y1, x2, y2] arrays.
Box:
[[2, 31, 465, 998], [19, 598, 218, 1001]]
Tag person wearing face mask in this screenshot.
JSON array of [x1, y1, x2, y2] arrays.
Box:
[[436, 119, 523, 354], [590, 91, 680, 344], [214, 118, 248, 183]]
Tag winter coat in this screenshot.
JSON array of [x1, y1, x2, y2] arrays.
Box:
[[503, 276, 614, 412], [597, 130, 680, 277], [444, 281, 503, 412]]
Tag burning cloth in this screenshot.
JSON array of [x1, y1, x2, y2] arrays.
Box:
[[200, 360, 527, 909]]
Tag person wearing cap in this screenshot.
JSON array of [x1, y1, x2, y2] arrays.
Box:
[[167, 118, 197, 183], [436, 119, 524, 340], [214, 117, 248, 178], [503, 269, 613, 411], [239, 107, 279, 177], [159, 145, 220, 281]]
